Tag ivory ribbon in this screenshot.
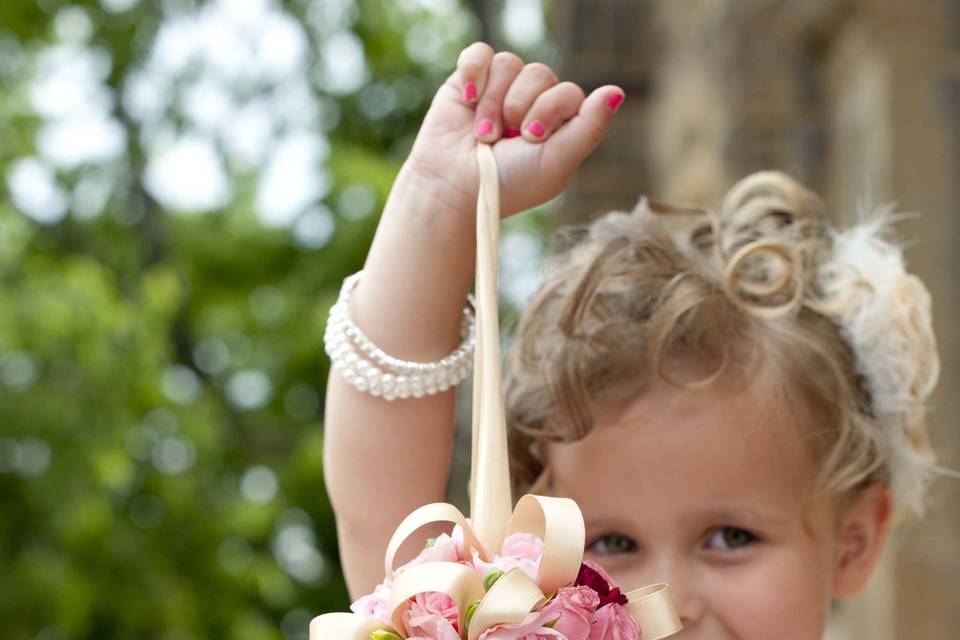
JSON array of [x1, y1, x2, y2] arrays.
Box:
[[310, 143, 682, 640]]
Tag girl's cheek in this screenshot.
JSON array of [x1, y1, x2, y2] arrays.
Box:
[[704, 551, 832, 638]]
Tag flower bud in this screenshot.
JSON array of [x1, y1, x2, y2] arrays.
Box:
[[464, 600, 480, 630], [483, 569, 504, 591]]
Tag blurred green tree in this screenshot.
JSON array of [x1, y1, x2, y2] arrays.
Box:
[[0, 1, 550, 638]]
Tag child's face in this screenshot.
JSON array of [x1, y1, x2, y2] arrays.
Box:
[[543, 372, 890, 639]]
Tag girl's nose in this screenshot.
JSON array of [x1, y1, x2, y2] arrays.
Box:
[[669, 579, 707, 629], [644, 557, 707, 629]]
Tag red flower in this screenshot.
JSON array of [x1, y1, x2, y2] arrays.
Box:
[[574, 561, 628, 608]]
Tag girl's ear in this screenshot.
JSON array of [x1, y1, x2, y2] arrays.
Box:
[[831, 482, 893, 599]]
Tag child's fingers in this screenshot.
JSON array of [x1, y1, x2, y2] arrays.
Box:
[[456, 41, 495, 104], [473, 52, 525, 142], [544, 85, 625, 161], [519, 81, 586, 143], [501, 62, 559, 137]]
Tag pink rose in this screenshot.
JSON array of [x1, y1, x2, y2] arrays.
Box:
[[402, 591, 461, 640], [587, 603, 640, 640], [471, 532, 544, 583], [501, 532, 544, 562], [538, 585, 600, 640], [353, 530, 466, 629], [478, 606, 567, 640], [350, 580, 392, 625]]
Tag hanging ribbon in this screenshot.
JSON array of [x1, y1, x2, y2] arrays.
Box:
[[310, 143, 682, 640]]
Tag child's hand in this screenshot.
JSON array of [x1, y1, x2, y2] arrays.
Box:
[[403, 42, 625, 218]]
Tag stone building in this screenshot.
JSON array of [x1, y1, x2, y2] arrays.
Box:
[[549, 1, 960, 638]]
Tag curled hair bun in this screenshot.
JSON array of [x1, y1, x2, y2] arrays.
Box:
[[714, 171, 830, 320], [631, 172, 833, 321]]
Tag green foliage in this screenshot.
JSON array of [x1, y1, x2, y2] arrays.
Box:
[[0, 1, 491, 638]]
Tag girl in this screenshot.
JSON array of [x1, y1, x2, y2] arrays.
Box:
[[321, 42, 941, 638]]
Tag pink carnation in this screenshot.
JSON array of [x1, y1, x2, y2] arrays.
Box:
[[396, 532, 463, 576], [471, 532, 544, 583], [349, 579, 392, 625], [478, 606, 567, 640], [587, 602, 641, 640], [402, 591, 461, 640], [538, 585, 600, 640]]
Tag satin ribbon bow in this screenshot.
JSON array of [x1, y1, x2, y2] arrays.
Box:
[[310, 144, 682, 640]]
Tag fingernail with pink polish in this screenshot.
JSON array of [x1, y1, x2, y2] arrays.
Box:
[[526, 120, 545, 138], [476, 118, 493, 136], [607, 92, 624, 112], [464, 82, 477, 101], [504, 127, 522, 138]]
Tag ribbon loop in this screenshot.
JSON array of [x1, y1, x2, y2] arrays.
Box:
[[504, 494, 585, 596], [384, 503, 489, 579], [389, 561, 486, 635], [624, 584, 682, 640], [467, 568, 546, 640]]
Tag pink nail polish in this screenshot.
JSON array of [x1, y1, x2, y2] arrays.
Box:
[[527, 120, 545, 138], [464, 82, 477, 101], [607, 93, 624, 112], [504, 127, 521, 138], [476, 118, 493, 136]]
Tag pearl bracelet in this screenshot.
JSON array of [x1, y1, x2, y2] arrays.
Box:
[[323, 271, 476, 400]]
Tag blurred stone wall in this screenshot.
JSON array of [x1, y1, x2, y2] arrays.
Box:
[[551, 1, 960, 638]]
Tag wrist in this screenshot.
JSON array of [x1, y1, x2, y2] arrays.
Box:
[[392, 160, 476, 228]]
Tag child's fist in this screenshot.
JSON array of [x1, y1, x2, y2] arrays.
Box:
[[403, 42, 625, 218]]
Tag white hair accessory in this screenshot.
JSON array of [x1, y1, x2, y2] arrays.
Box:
[[817, 206, 940, 515]]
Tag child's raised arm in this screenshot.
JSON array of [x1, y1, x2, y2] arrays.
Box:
[[322, 41, 626, 600]]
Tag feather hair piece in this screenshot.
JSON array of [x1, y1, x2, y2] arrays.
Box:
[[818, 204, 940, 515]]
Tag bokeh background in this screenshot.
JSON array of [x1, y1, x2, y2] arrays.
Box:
[[0, 1, 956, 639]]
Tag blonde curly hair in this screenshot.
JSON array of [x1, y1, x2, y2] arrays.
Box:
[[504, 171, 940, 516]]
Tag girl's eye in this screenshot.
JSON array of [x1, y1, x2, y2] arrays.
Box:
[[704, 527, 758, 551], [586, 533, 637, 556]]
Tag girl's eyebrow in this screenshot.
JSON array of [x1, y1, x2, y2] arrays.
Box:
[[685, 506, 791, 527], [584, 508, 792, 532], [583, 515, 638, 532]]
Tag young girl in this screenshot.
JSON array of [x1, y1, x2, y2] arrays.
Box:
[[321, 42, 941, 638]]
